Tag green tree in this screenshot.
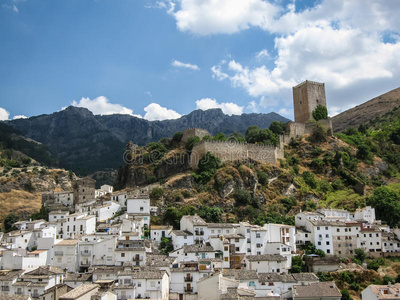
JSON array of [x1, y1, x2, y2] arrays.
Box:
[[341, 289, 353, 300], [185, 136, 201, 152], [290, 256, 304, 273], [4, 213, 19, 232], [233, 189, 252, 207], [227, 132, 245, 143], [367, 186, 400, 228], [195, 152, 222, 184], [303, 171, 317, 189], [312, 105, 328, 121], [269, 121, 286, 135], [150, 188, 164, 200], [354, 248, 367, 264], [30, 206, 49, 221], [198, 206, 223, 223], [213, 133, 227, 141], [245, 126, 278, 146], [159, 237, 174, 254], [172, 131, 183, 143]]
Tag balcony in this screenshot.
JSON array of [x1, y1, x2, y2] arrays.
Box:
[[184, 276, 193, 282], [1, 286, 9, 292], [184, 287, 193, 293], [81, 251, 91, 256], [133, 256, 143, 261], [80, 261, 91, 266], [195, 231, 204, 236], [55, 251, 63, 256]]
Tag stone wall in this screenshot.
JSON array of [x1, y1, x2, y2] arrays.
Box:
[[182, 128, 211, 143], [286, 118, 333, 137], [293, 80, 326, 123], [190, 140, 284, 169]]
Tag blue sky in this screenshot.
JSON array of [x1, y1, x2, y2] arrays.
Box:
[[1, 0, 399, 121]]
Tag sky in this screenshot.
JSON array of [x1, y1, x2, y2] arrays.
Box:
[[0, 0, 399, 122]]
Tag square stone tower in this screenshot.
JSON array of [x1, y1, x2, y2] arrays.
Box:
[[293, 80, 326, 123]]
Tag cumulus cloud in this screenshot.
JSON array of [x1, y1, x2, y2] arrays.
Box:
[[169, 0, 279, 35], [256, 49, 270, 59], [211, 64, 229, 81], [171, 60, 200, 70], [143, 103, 182, 121], [0, 108, 10, 121], [13, 115, 27, 120], [71, 96, 141, 117], [195, 98, 243, 115]]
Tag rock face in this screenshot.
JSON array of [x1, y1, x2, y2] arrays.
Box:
[[7, 106, 289, 174], [332, 87, 400, 132]]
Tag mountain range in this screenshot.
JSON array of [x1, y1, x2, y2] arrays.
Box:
[[6, 107, 289, 174]]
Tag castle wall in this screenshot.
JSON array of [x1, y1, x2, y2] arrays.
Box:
[[286, 118, 333, 138], [190, 140, 284, 169], [293, 80, 326, 123], [182, 128, 211, 143]]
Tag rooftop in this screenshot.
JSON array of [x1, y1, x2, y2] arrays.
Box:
[[59, 283, 99, 299], [293, 281, 341, 298]]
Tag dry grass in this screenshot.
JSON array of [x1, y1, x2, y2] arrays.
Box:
[[0, 189, 41, 224]]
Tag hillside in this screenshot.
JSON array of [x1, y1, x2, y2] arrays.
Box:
[[0, 167, 76, 224], [6, 107, 289, 175], [332, 87, 400, 132], [114, 121, 399, 228]]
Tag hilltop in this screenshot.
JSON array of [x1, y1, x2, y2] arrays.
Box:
[[332, 87, 400, 132]]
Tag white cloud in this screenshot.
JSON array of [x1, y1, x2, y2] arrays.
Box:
[[212, 26, 400, 109], [278, 108, 293, 118], [170, 0, 280, 35], [0, 108, 10, 121], [13, 115, 27, 120], [195, 98, 243, 115], [143, 103, 182, 121], [171, 60, 200, 70], [2, 4, 18, 12], [211, 64, 229, 81], [256, 49, 270, 59], [71, 96, 141, 117]]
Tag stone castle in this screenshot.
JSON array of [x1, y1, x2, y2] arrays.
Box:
[[187, 80, 333, 168]]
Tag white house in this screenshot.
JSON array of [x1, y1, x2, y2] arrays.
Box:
[[244, 254, 288, 273], [53, 239, 79, 272], [151, 225, 173, 243], [78, 235, 116, 268], [361, 284, 400, 300], [93, 201, 121, 222], [354, 206, 376, 224], [170, 230, 194, 250], [61, 212, 96, 238]]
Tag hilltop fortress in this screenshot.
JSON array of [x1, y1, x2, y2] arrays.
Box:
[[189, 80, 333, 169]]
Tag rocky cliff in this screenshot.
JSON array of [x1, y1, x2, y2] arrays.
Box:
[[7, 107, 289, 174]]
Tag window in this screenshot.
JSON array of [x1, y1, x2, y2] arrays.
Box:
[[121, 253, 125, 257], [227, 230, 230, 233], [338, 237, 341, 240], [256, 233, 261, 238], [249, 281, 255, 287], [256, 243, 262, 248], [235, 238, 239, 242], [224, 246, 228, 251], [138, 283, 141, 287], [327, 249, 330, 254], [247, 229, 250, 233], [236, 247, 239, 252], [305, 234, 308, 238], [317, 227, 320, 230], [269, 282, 274, 286], [247, 248, 251, 252], [325, 227, 328, 230], [326, 234, 329, 238], [318, 241, 321, 245], [337, 228, 340, 232], [224, 257, 229, 262], [211, 230, 215, 234], [326, 241, 330, 245], [376, 234, 379, 237], [140, 207, 143, 211]]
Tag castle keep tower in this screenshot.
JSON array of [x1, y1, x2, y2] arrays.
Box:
[[293, 80, 326, 123]]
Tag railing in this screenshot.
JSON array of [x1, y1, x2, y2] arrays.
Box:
[[195, 231, 204, 236], [81, 251, 91, 256], [184, 276, 193, 282], [55, 251, 63, 256], [1, 286, 9, 291], [133, 256, 143, 261], [184, 287, 193, 292]]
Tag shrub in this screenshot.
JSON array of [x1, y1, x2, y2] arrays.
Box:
[[172, 131, 183, 143], [367, 260, 380, 271], [150, 188, 164, 200], [303, 171, 317, 189], [354, 248, 366, 263], [311, 120, 328, 143], [341, 289, 352, 300], [312, 105, 328, 121], [234, 190, 252, 207]]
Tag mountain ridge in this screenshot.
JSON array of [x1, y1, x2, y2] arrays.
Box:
[[332, 86, 400, 132], [6, 107, 289, 174]]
